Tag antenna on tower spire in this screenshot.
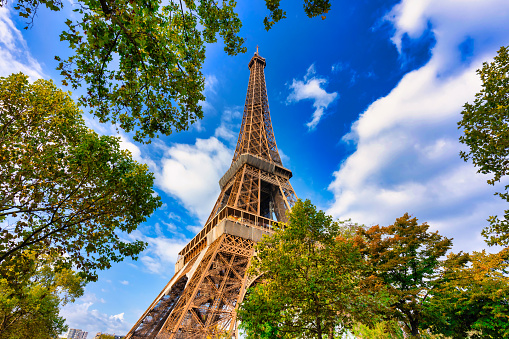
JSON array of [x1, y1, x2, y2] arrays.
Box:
[[256, 45, 259, 54]]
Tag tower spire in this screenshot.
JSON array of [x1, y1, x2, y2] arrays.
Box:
[[233, 50, 282, 165], [207, 50, 293, 223], [125, 52, 297, 339]]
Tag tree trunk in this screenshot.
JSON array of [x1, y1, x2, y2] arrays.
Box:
[[316, 315, 322, 339], [409, 317, 420, 338]]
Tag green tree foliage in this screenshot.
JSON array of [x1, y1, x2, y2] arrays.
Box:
[[458, 45, 509, 246], [359, 213, 453, 338], [16, 0, 246, 142], [238, 199, 389, 339], [423, 248, 509, 338], [0, 73, 161, 282], [0, 0, 333, 142], [351, 320, 405, 339], [263, 0, 332, 30], [0, 251, 85, 339]]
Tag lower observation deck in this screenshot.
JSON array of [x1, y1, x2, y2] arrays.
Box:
[[175, 206, 280, 272]]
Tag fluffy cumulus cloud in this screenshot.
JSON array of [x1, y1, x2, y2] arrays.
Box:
[[60, 293, 131, 336], [287, 64, 338, 130], [118, 134, 158, 171], [327, 0, 509, 252], [157, 137, 232, 222], [136, 231, 189, 274], [0, 7, 44, 79]]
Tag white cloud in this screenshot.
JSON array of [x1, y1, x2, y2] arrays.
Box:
[[0, 7, 44, 80], [304, 64, 316, 79], [385, 0, 432, 52], [214, 124, 237, 142], [387, 0, 509, 69], [60, 293, 131, 336], [119, 280, 129, 285], [186, 225, 203, 234], [160, 220, 178, 232], [83, 115, 112, 135], [287, 64, 338, 130], [327, 0, 509, 253], [214, 107, 242, 145], [198, 74, 220, 117], [139, 237, 187, 274], [156, 137, 232, 223], [278, 148, 290, 166], [167, 212, 182, 222], [205, 74, 218, 94], [118, 134, 158, 171], [127, 229, 189, 274]]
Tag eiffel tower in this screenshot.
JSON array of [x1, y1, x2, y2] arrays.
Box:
[[125, 48, 297, 339]]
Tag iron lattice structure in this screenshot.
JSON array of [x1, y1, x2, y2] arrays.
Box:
[[125, 50, 297, 339]]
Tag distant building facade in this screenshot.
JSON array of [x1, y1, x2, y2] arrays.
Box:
[[66, 328, 88, 339]]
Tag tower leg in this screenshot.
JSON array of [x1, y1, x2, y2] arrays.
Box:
[[127, 234, 254, 339]]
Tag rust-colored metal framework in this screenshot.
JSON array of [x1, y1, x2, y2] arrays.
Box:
[[125, 50, 297, 339]]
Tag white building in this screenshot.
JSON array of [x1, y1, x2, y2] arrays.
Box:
[[67, 328, 88, 339]]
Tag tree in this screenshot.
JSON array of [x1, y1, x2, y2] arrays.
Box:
[[263, 0, 332, 29], [423, 249, 509, 338], [1, 0, 333, 142], [0, 73, 161, 282], [458, 45, 509, 246], [238, 199, 390, 339], [359, 213, 453, 338], [350, 320, 405, 339], [0, 251, 85, 339]]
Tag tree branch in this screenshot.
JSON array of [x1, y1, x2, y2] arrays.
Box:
[[98, 0, 112, 15], [0, 168, 91, 263]]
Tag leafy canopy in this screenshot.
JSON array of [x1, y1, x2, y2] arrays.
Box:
[[359, 213, 453, 338], [0, 251, 85, 339], [423, 249, 509, 338], [0, 73, 161, 282], [238, 199, 390, 339], [458, 45, 509, 246], [1, 0, 333, 142], [350, 320, 405, 339], [263, 0, 332, 29]]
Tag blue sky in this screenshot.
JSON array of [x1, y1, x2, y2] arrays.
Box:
[[2, 0, 509, 335]]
